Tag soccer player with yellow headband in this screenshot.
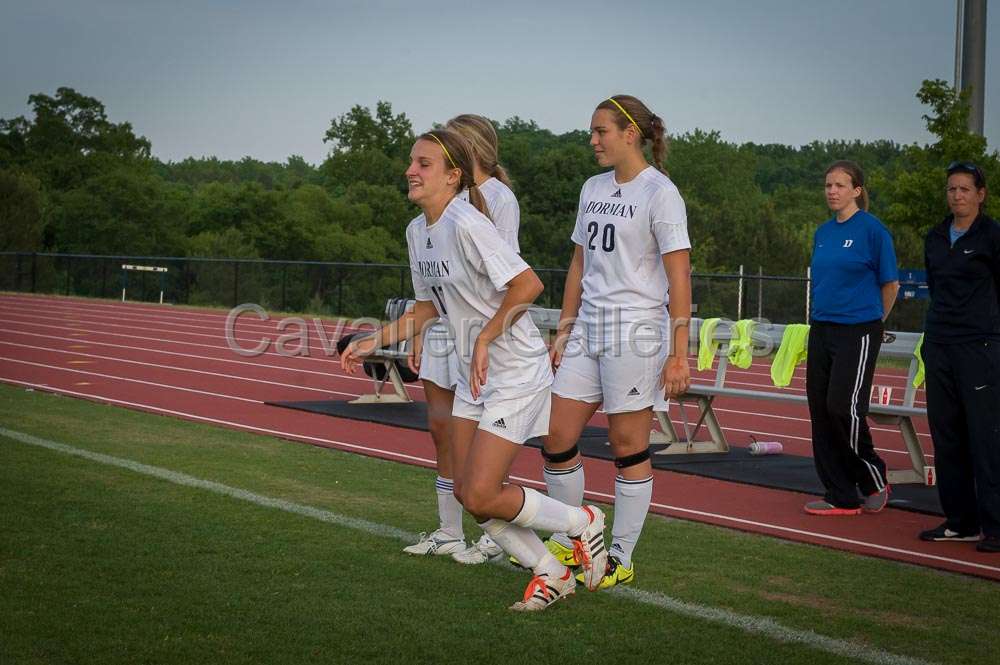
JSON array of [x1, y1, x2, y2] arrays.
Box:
[[541, 94, 693, 589], [402, 115, 524, 565], [342, 128, 608, 610]]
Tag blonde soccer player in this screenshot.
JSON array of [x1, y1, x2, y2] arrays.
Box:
[[402, 114, 522, 564], [342, 128, 607, 611], [541, 95, 692, 590]]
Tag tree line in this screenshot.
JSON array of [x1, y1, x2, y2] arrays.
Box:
[[2, 82, 998, 276]]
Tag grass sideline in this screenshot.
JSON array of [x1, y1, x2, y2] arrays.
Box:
[[1, 384, 995, 664]]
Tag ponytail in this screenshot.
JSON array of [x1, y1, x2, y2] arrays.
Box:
[[492, 163, 513, 188], [597, 95, 669, 175], [445, 113, 514, 191], [649, 114, 669, 176], [467, 184, 490, 218]]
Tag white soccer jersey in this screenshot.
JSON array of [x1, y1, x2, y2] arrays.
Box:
[[406, 197, 551, 404], [570, 166, 690, 326], [458, 177, 520, 253]]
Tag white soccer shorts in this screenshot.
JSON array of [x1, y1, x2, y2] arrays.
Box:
[[418, 322, 459, 390], [552, 321, 669, 414], [452, 387, 551, 445]]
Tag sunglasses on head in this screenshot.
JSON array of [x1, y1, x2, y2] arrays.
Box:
[[947, 161, 986, 188]]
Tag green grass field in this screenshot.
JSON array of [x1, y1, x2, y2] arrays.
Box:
[[1, 383, 997, 665]]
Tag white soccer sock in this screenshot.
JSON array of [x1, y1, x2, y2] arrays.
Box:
[[511, 487, 588, 536], [479, 519, 552, 572], [610, 475, 653, 568], [435, 476, 463, 539], [544, 462, 585, 548]]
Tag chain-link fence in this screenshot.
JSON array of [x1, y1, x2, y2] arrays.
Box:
[[0, 252, 928, 330]]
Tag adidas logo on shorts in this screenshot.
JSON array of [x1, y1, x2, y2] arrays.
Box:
[[611, 188, 622, 198], [491, 417, 507, 430], [627, 387, 640, 396], [426, 237, 433, 249]]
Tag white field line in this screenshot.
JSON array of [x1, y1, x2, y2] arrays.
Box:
[[0, 378, 985, 578], [1, 295, 921, 388], [0, 337, 924, 460], [0, 424, 942, 665], [0, 426, 417, 542]]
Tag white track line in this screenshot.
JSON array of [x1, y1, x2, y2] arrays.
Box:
[[0, 377, 991, 578], [2, 358, 263, 404], [0, 424, 940, 665], [2, 300, 927, 408], [0, 310, 349, 367], [0, 294, 361, 334], [2, 323, 929, 448], [0, 341, 360, 399], [0, 334, 925, 459], [0, 301, 372, 348], [0, 342, 923, 460], [1, 295, 922, 386], [0, 326, 389, 389], [3, 319, 931, 449]]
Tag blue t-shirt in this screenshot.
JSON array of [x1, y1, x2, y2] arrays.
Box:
[[810, 210, 898, 324], [949, 223, 967, 246]]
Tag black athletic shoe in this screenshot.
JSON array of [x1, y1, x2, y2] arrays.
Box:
[[976, 536, 1000, 553], [919, 522, 980, 542]]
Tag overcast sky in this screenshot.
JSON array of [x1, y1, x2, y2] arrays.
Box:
[[1, 0, 997, 165]]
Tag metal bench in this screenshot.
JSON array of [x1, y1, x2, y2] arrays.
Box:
[[655, 320, 932, 485], [347, 297, 417, 404], [349, 300, 933, 486]]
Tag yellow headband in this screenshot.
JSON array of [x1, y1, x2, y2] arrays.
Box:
[[427, 133, 458, 169], [607, 98, 644, 138]]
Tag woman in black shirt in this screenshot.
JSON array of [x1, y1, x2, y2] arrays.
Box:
[[920, 161, 1000, 553]]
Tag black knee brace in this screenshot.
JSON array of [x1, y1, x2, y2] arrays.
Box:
[[541, 443, 579, 464], [614, 448, 651, 469]]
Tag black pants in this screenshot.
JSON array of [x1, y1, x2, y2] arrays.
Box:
[[923, 339, 1000, 538], [806, 321, 887, 508]]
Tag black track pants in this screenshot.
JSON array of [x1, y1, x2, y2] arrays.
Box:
[[923, 339, 1000, 538], [807, 321, 887, 508]]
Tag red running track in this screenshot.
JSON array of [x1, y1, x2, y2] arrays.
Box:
[[1, 293, 998, 581]]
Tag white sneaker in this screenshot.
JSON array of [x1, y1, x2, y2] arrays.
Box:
[[402, 529, 466, 556], [509, 570, 576, 611], [452, 533, 503, 565], [569, 506, 608, 591]]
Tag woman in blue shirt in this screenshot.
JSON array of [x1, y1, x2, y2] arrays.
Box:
[[805, 160, 900, 516]]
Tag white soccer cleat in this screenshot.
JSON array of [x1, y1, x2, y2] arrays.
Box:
[[570, 505, 608, 591], [451, 533, 503, 565], [402, 529, 466, 556], [509, 570, 576, 611]]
